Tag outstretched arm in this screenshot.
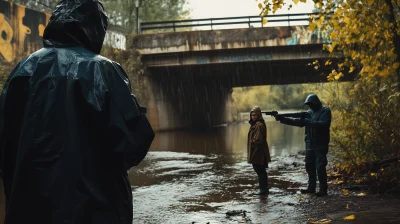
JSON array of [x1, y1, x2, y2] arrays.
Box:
[[276, 113, 311, 127]]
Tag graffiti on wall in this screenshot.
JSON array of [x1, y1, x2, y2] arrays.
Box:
[[0, 1, 50, 63], [0, 1, 126, 65], [284, 25, 330, 45]]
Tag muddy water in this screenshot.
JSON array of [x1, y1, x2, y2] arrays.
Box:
[[129, 118, 309, 224]]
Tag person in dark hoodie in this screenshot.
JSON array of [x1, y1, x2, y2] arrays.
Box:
[[248, 106, 271, 195], [275, 94, 331, 197], [0, 1, 155, 223]]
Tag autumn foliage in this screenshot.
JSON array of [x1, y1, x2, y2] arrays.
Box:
[[259, 0, 400, 192]]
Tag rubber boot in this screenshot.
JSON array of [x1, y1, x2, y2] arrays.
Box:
[[254, 174, 268, 195]]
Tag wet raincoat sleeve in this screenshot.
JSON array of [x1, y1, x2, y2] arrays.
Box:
[[101, 62, 155, 170], [280, 112, 311, 127], [301, 108, 331, 128]]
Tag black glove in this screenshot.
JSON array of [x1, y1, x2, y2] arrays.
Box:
[[275, 114, 284, 121]]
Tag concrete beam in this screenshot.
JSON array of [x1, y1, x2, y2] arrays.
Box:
[[133, 26, 329, 55], [142, 44, 331, 67]]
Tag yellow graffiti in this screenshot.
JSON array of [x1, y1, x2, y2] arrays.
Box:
[[16, 5, 31, 60], [0, 2, 50, 63], [39, 14, 51, 37], [38, 24, 45, 37], [0, 13, 14, 62]]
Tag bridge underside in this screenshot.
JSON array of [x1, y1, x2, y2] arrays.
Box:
[[144, 52, 354, 131]]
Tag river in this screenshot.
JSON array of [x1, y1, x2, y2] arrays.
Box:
[[129, 117, 310, 224]]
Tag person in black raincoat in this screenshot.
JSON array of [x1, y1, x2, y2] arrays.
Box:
[[275, 94, 331, 197], [0, 1, 155, 223]]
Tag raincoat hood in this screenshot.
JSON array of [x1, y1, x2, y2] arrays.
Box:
[[43, 0, 108, 54], [304, 94, 322, 111], [250, 106, 262, 117], [249, 106, 264, 125]]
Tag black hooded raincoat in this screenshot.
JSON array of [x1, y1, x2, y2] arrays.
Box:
[[0, 1, 154, 223]]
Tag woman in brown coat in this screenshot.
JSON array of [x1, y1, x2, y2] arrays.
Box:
[[248, 106, 271, 195]]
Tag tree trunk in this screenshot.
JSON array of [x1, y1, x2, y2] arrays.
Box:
[[385, 0, 400, 88]]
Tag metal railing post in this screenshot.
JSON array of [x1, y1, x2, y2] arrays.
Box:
[[211, 19, 213, 30]]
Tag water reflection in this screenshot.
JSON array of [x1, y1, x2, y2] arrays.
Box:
[[129, 118, 307, 223], [149, 117, 305, 157]]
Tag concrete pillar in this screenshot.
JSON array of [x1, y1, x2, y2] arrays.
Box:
[[145, 68, 237, 131]]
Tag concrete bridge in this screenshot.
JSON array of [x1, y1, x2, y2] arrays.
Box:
[[132, 25, 352, 131]]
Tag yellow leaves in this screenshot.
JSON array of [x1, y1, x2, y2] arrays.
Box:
[[327, 70, 343, 81], [342, 189, 350, 196], [343, 215, 355, 220], [357, 192, 366, 196], [272, 4, 282, 12], [309, 22, 317, 32], [393, 62, 400, 69], [335, 72, 344, 80], [310, 219, 332, 224], [379, 68, 390, 77], [330, 31, 338, 39], [349, 66, 355, 73], [293, 0, 300, 4], [262, 18, 268, 25], [328, 42, 337, 53], [351, 51, 358, 60], [372, 97, 377, 105], [367, 0, 374, 6], [325, 60, 332, 66], [336, 8, 343, 16], [258, 3, 263, 9], [370, 172, 376, 177], [300, 0, 307, 3]]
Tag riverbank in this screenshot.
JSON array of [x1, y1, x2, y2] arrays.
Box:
[[296, 166, 400, 224]]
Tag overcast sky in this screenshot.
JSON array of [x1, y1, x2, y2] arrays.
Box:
[[188, 0, 315, 19]]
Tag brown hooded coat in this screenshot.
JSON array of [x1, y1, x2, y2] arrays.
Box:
[[247, 106, 271, 166]]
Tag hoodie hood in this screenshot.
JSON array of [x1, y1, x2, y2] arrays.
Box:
[[43, 0, 108, 54], [249, 106, 264, 125], [304, 94, 322, 111]]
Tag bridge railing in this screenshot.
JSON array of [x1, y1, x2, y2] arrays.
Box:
[[140, 12, 320, 33]]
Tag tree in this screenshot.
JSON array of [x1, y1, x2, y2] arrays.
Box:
[[3, 0, 189, 33], [259, 0, 400, 82], [259, 0, 400, 191], [101, 0, 189, 34]]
